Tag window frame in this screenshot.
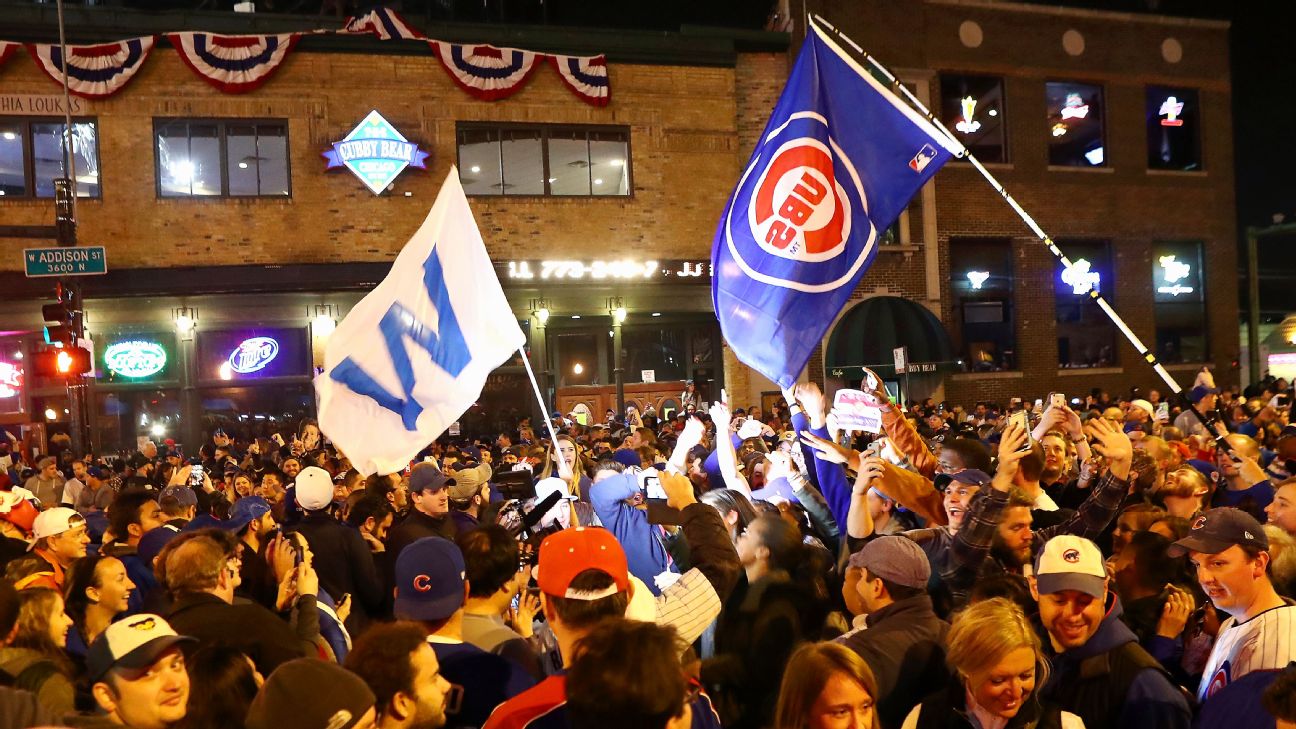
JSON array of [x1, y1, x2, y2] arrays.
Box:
[[1152, 240, 1209, 363], [1044, 80, 1108, 168], [455, 121, 633, 198], [1053, 239, 1118, 368], [1145, 86, 1203, 172], [938, 72, 1009, 164], [152, 117, 292, 200], [949, 237, 1017, 371], [0, 116, 102, 201]]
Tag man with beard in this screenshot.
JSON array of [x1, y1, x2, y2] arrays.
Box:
[[346, 622, 453, 729], [1031, 535, 1190, 729]]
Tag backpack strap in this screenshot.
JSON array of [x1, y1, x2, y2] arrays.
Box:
[[13, 660, 59, 694]]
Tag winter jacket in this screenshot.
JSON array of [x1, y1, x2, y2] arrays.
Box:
[[837, 594, 949, 729]]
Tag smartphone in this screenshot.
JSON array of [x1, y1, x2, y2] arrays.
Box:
[[865, 372, 878, 392], [1050, 392, 1066, 410], [1008, 410, 1032, 451], [189, 465, 204, 486], [641, 473, 667, 501]]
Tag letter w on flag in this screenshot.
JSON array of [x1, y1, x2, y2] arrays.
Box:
[[711, 21, 960, 389], [316, 170, 524, 475]]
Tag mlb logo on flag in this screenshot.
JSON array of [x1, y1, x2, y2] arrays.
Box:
[[909, 144, 938, 173]]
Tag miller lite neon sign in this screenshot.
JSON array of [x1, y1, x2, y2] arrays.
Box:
[[0, 362, 21, 398], [228, 337, 279, 374]]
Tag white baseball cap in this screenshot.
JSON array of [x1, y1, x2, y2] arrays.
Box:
[[1033, 535, 1107, 599], [294, 467, 335, 511], [534, 477, 578, 504], [86, 613, 194, 681], [32, 507, 85, 541], [1131, 399, 1155, 418]]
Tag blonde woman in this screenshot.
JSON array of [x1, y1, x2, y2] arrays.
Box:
[[902, 598, 1083, 729], [775, 642, 880, 729]]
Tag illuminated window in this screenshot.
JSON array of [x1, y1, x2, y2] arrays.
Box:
[[0, 118, 100, 199], [457, 123, 630, 197], [939, 74, 1007, 163], [1054, 240, 1115, 367], [1146, 87, 1201, 171], [1153, 241, 1207, 362], [154, 119, 290, 198], [1046, 81, 1105, 167], [950, 238, 1015, 371]]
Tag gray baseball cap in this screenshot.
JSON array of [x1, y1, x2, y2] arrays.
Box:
[[848, 536, 930, 589]]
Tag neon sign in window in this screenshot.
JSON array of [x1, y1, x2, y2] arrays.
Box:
[[0, 362, 22, 398], [103, 341, 168, 378], [1061, 259, 1100, 295], [228, 337, 280, 374]]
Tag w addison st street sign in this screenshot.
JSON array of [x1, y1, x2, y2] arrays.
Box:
[[23, 246, 108, 277]]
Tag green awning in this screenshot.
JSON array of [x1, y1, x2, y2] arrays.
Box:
[[826, 296, 957, 379]]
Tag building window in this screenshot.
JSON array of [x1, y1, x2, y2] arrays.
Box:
[[154, 119, 290, 198], [940, 74, 1007, 163], [950, 238, 1015, 371], [457, 123, 630, 197], [1046, 81, 1105, 167], [0, 118, 100, 199], [1147, 87, 1201, 171], [1055, 240, 1116, 368], [1154, 241, 1207, 362]]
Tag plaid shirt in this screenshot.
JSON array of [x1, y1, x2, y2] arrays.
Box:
[[906, 470, 1129, 607]]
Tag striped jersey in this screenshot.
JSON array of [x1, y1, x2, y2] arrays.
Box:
[[1198, 603, 1296, 703]]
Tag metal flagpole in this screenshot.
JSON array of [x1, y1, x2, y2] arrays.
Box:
[[809, 15, 1227, 445], [518, 347, 568, 473]]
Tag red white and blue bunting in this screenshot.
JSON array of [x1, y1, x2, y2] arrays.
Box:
[[3, 9, 611, 104], [168, 32, 300, 94], [26, 36, 156, 99], [429, 41, 542, 101], [340, 8, 425, 41], [549, 53, 610, 107]]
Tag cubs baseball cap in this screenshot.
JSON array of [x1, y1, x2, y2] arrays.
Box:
[[1169, 507, 1269, 557], [32, 508, 85, 542], [160, 485, 198, 508], [294, 466, 334, 511], [1033, 535, 1107, 599], [947, 469, 991, 488], [394, 537, 466, 622], [536, 527, 630, 601], [86, 465, 105, 480], [1189, 385, 1219, 403], [848, 536, 930, 589], [219, 496, 271, 533], [86, 613, 195, 682], [409, 463, 453, 494]]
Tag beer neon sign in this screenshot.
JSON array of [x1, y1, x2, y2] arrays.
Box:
[[228, 337, 279, 374], [104, 341, 167, 378]]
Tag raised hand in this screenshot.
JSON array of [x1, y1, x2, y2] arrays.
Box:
[[1084, 416, 1132, 479], [799, 432, 862, 472]]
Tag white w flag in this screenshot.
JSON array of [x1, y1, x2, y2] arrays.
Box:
[[315, 170, 524, 475]]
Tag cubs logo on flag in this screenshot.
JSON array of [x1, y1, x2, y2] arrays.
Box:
[[339, 7, 425, 40], [429, 41, 542, 101], [27, 36, 156, 100], [711, 21, 960, 388], [549, 54, 610, 107], [167, 32, 300, 94]]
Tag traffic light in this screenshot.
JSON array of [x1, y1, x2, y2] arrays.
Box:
[[41, 285, 82, 346], [32, 345, 91, 378]]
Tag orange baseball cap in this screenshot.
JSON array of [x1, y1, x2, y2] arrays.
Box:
[[536, 527, 629, 600]]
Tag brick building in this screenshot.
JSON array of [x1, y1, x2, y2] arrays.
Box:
[[804, 0, 1238, 410], [0, 0, 1239, 454], [0, 4, 786, 451]]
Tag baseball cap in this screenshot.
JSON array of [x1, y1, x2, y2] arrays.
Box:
[[1131, 399, 1155, 418], [86, 614, 195, 682], [534, 477, 578, 504], [0, 491, 37, 533], [448, 463, 492, 501], [947, 469, 991, 488], [612, 449, 642, 468], [394, 537, 466, 621], [1278, 424, 1296, 442], [1189, 385, 1219, 403], [32, 508, 85, 541], [86, 465, 105, 480], [219, 496, 271, 532], [848, 536, 930, 589], [138, 527, 180, 566], [1169, 507, 1269, 557], [409, 463, 454, 494], [160, 485, 198, 508], [536, 527, 630, 600], [294, 467, 334, 511], [246, 658, 375, 729], [1033, 535, 1107, 599]]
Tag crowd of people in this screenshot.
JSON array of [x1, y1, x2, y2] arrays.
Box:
[[0, 368, 1294, 728]]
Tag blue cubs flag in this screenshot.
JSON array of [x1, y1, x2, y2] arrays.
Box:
[[712, 22, 960, 388]]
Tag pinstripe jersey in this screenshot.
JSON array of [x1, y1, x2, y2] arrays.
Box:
[[1198, 602, 1296, 703]]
